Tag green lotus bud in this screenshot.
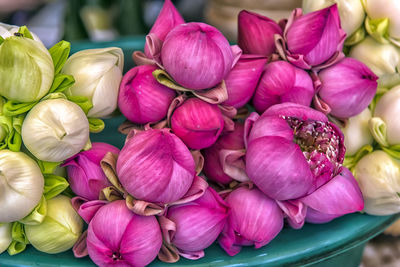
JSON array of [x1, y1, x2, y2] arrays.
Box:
[[25, 195, 83, 254], [354, 150, 400, 215], [0, 34, 54, 102], [303, 0, 365, 37], [0, 150, 44, 223], [0, 223, 12, 254], [62, 47, 123, 118]]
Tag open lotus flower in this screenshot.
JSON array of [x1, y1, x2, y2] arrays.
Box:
[[63, 142, 120, 200], [219, 186, 283, 256], [0, 150, 44, 223], [276, 5, 346, 70], [25, 195, 83, 254], [203, 121, 248, 185], [370, 85, 400, 146], [341, 108, 374, 156], [62, 47, 124, 118], [354, 150, 400, 215], [302, 0, 365, 38], [160, 22, 234, 90], [144, 0, 184, 58], [237, 10, 282, 56], [160, 187, 229, 260], [363, 0, 400, 45], [223, 54, 267, 109], [117, 128, 196, 204], [171, 98, 224, 150], [350, 37, 400, 88], [21, 98, 90, 162], [118, 65, 176, 124], [300, 167, 364, 223], [87, 200, 162, 267], [0, 223, 11, 254], [253, 60, 314, 114], [0, 30, 54, 102], [315, 58, 378, 118], [245, 103, 345, 200]]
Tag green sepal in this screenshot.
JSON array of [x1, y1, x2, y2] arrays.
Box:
[[7, 222, 29, 255], [67, 95, 93, 115], [369, 88, 388, 114], [17, 26, 33, 40], [49, 40, 71, 75], [152, 69, 191, 92], [3, 100, 37, 117], [0, 114, 24, 152], [61, 186, 76, 198], [18, 196, 47, 225], [43, 174, 69, 200], [37, 160, 61, 175], [88, 118, 105, 133], [365, 16, 390, 44], [83, 138, 92, 151], [345, 26, 366, 46], [49, 73, 75, 94], [344, 145, 374, 174], [381, 145, 400, 160], [369, 117, 389, 147], [8, 115, 24, 152], [42, 92, 68, 101], [0, 36, 4, 45]]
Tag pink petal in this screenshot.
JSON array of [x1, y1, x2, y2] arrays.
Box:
[[246, 136, 314, 200], [238, 10, 282, 56], [318, 58, 378, 118], [262, 102, 328, 122], [277, 200, 307, 229], [247, 115, 294, 146], [224, 54, 267, 108], [144, 0, 184, 57], [300, 167, 364, 215]]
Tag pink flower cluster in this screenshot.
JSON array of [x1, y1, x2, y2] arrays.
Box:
[[64, 1, 378, 266]]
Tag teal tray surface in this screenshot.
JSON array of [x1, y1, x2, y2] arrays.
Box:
[[0, 116, 399, 266], [0, 38, 398, 266]]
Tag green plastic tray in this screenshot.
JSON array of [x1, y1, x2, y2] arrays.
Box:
[[0, 38, 398, 266]]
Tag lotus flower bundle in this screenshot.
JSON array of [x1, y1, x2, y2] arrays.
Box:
[[3, 0, 397, 266]]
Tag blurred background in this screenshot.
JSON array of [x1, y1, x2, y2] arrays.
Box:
[[0, 0, 302, 48]]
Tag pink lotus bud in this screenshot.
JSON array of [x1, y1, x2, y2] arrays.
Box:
[[161, 22, 234, 90], [219, 186, 283, 256], [301, 167, 364, 223], [282, 5, 346, 69], [317, 58, 378, 118], [63, 143, 120, 200], [203, 122, 247, 185], [118, 65, 176, 124], [171, 98, 224, 150], [253, 60, 314, 114], [87, 200, 162, 267], [144, 0, 184, 58], [245, 103, 345, 200], [161, 187, 229, 259], [223, 55, 267, 109], [116, 129, 195, 204], [238, 10, 282, 56]]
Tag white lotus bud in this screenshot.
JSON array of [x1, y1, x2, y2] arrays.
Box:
[[21, 99, 89, 162], [62, 48, 124, 118], [0, 150, 44, 223], [354, 150, 400, 215], [341, 108, 373, 156]]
